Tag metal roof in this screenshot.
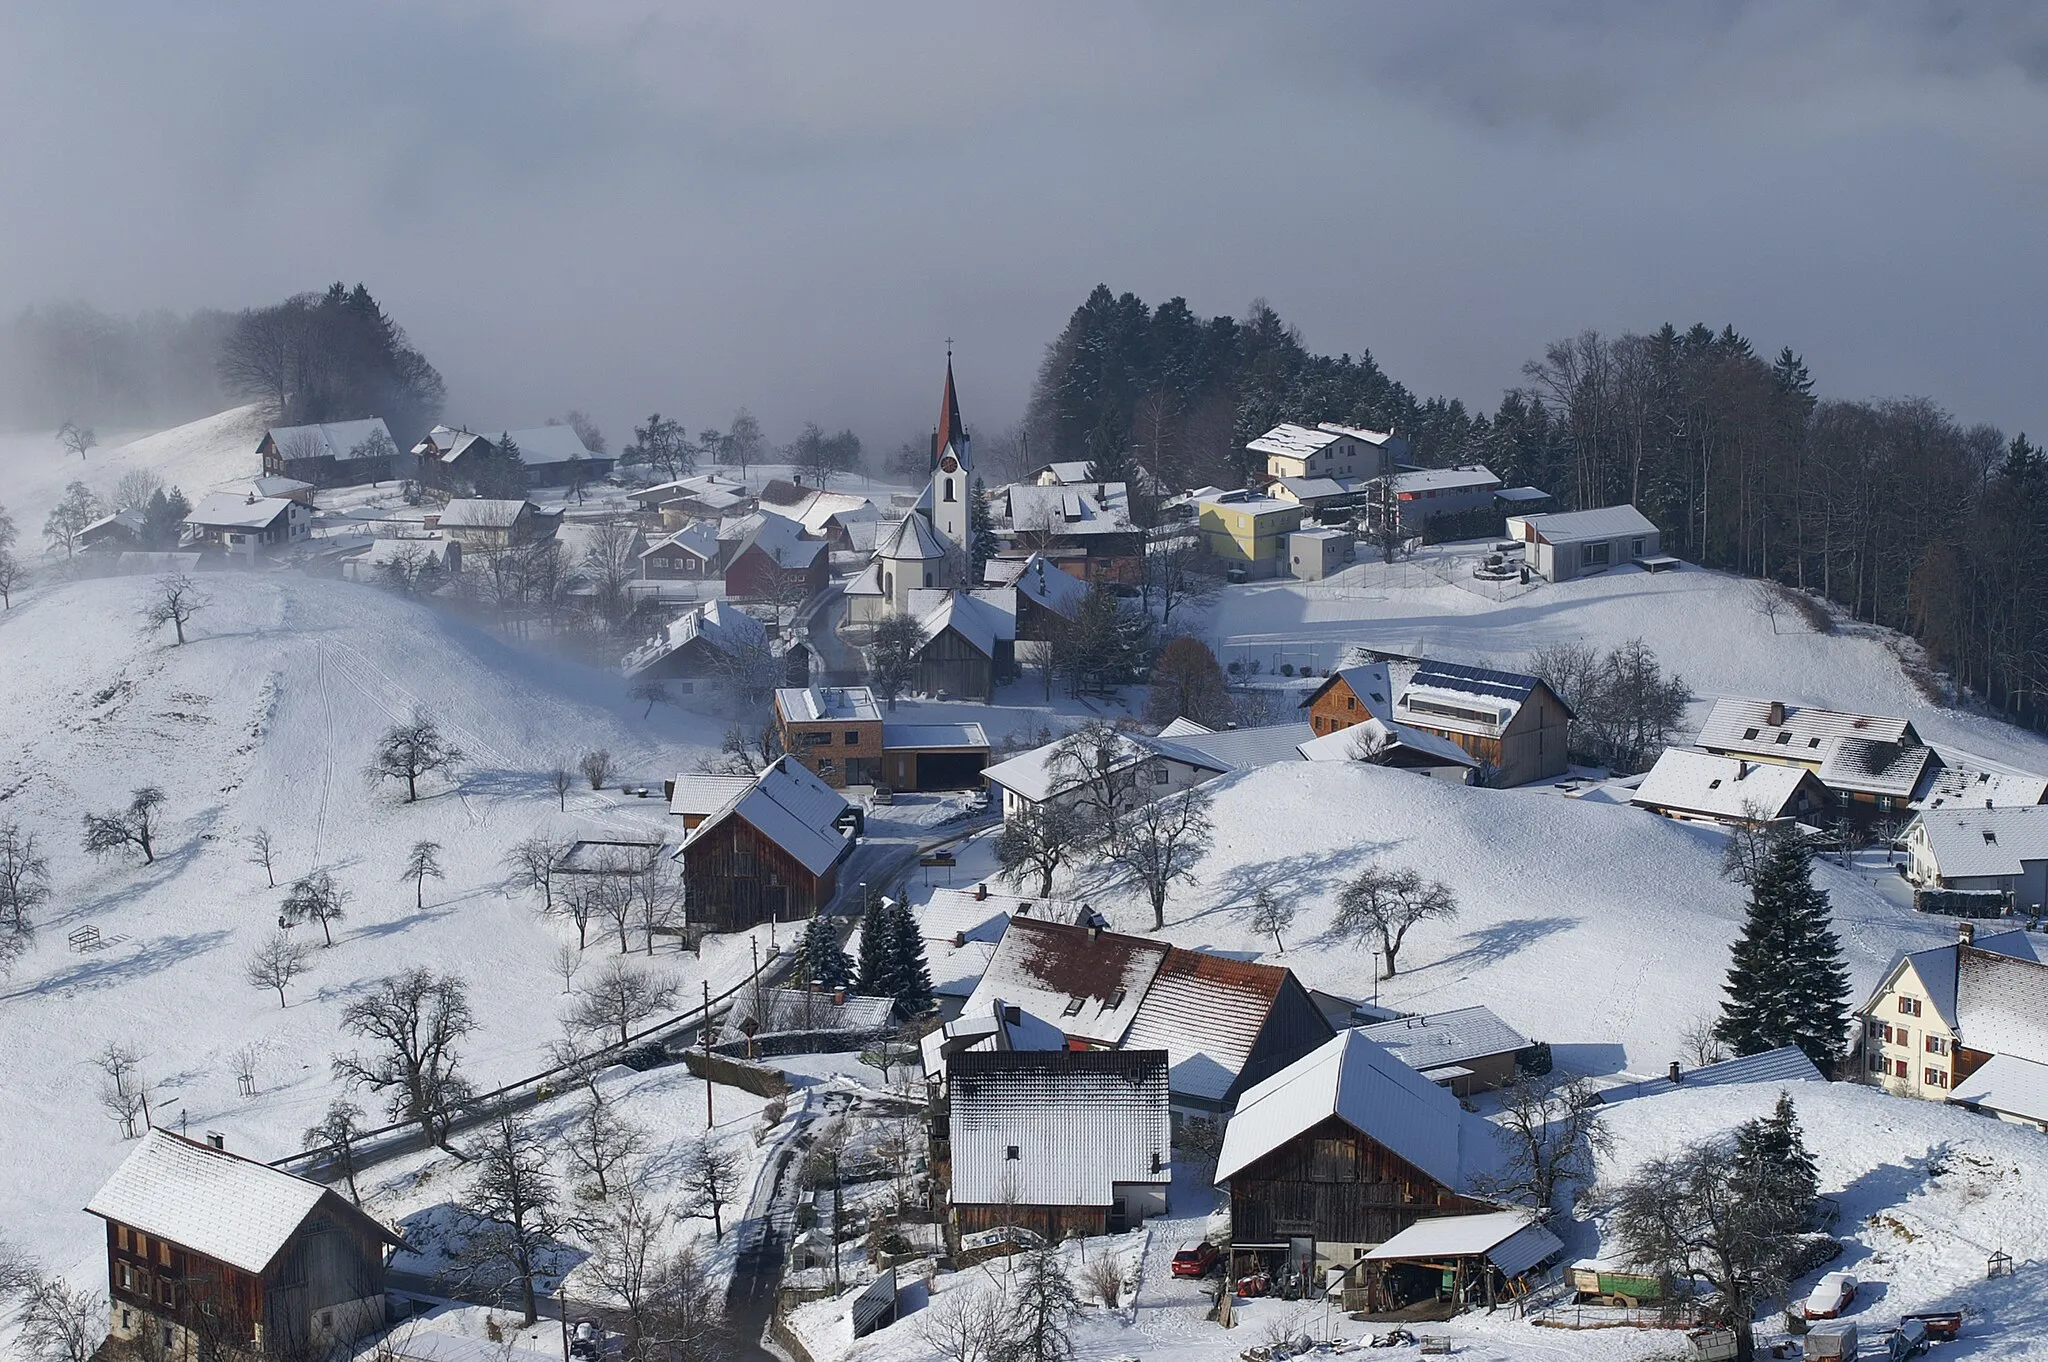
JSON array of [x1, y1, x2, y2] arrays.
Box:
[[736, 510, 828, 569], [86, 1130, 400, 1275], [1631, 748, 1822, 821], [498, 425, 597, 467], [667, 774, 755, 818], [980, 732, 1156, 805], [686, 756, 851, 876], [1955, 947, 2048, 1064], [1909, 806, 2048, 879], [267, 418, 392, 462], [1408, 659, 1542, 706], [1147, 723, 1314, 774], [1216, 1030, 1472, 1189], [949, 1050, 1170, 1208], [776, 685, 882, 723], [1316, 422, 1406, 449], [1950, 1052, 2048, 1123], [1394, 466, 1500, 494], [639, 523, 719, 561], [1122, 950, 1303, 1102], [731, 987, 897, 1034], [1508, 503, 1657, 543], [1297, 716, 1480, 769], [1359, 1005, 1531, 1072], [1012, 553, 1089, 617], [1299, 663, 1395, 721], [437, 498, 532, 529], [883, 722, 990, 751], [878, 508, 947, 560], [915, 590, 1010, 657], [1597, 1045, 1824, 1103], [1364, 1210, 1561, 1279]]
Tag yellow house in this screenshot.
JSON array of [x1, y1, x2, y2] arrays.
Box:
[[1198, 493, 1304, 571]]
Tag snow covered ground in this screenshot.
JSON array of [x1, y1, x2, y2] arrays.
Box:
[[0, 571, 754, 1290], [0, 406, 271, 529]]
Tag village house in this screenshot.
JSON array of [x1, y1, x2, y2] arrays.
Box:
[[86, 1129, 404, 1359], [77, 508, 149, 553], [676, 756, 854, 931], [961, 918, 1332, 1121], [1197, 491, 1305, 578], [730, 987, 898, 1038], [664, 773, 756, 831], [1506, 504, 1662, 582], [989, 479, 1143, 585], [258, 418, 401, 486], [921, 998, 1068, 1083], [432, 498, 558, 550], [946, 1048, 1172, 1240], [1286, 526, 1357, 580], [723, 510, 830, 603], [1296, 717, 1481, 782], [911, 886, 1027, 1017], [619, 600, 767, 693], [1355, 1005, 1534, 1097], [183, 492, 313, 561], [1905, 806, 2048, 914], [626, 473, 754, 526], [1267, 476, 1372, 519], [1300, 662, 1395, 737], [413, 425, 613, 490], [980, 730, 1218, 820], [996, 552, 1089, 672], [637, 523, 721, 580], [1858, 923, 2048, 1128], [1392, 660, 1573, 787], [906, 589, 1015, 701], [1247, 422, 1407, 482], [1214, 1030, 1500, 1287], [1631, 747, 1830, 827], [1384, 466, 1504, 527], [1694, 697, 1939, 817], [772, 685, 991, 791], [1914, 762, 2048, 812], [757, 480, 881, 552]]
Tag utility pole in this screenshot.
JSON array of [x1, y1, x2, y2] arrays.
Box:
[[703, 979, 714, 1129], [558, 1286, 570, 1362]]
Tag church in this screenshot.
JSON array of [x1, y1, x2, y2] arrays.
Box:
[[847, 358, 980, 624]]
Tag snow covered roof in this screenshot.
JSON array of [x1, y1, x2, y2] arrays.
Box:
[[1631, 749, 1824, 821], [915, 887, 1018, 999], [999, 482, 1135, 537], [759, 482, 878, 533], [1597, 1045, 1824, 1103], [1316, 422, 1406, 449], [1216, 1030, 1475, 1190], [686, 756, 851, 876], [1359, 1006, 1532, 1073], [980, 732, 1155, 805], [735, 510, 828, 570], [877, 509, 947, 561], [1695, 696, 1917, 763], [1818, 735, 1936, 799], [1273, 476, 1364, 502], [1012, 553, 1089, 618], [921, 998, 1069, 1079], [1397, 660, 1559, 735], [1954, 946, 2048, 1064], [1494, 486, 1552, 503], [1890, 931, 2041, 1030], [1198, 491, 1297, 516], [1297, 716, 1480, 769], [1032, 461, 1097, 486], [1950, 1052, 2048, 1123], [437, 498, 532, 529], [1909, 806, 2048, 878], [915, 590, 1011, 657], [964, 917, 1169, 1048], [732, 988, 897, 1034], [1300, 663, 1395, 721], [948, 1050, 1170, 1208], [1121, 950, 1309, 1103], [86, 1129, 400, 1275], [248, 475, 314, 498], [1915, 762, 2048, 811], [667, 773, 755, 819], [1394, 466, 1501, 494], [266, 418, 392, 462], [499, 425, 597, 467], [621, 600, 766, 676], [1247, 422, 1342, 459], [639, 523, 719, 562], [1508, 503, 1657, 543], [776, 685, 882, 723], [185, 492, 296, 530], [388, 1332, 558, 1362], [883, 723, 990, 751], [1364, 1210, 1562, 1279], [1145, 723, 1314, 774], [844, 560, 885, 597]]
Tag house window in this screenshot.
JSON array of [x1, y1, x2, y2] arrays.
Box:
[[1866, 1019, 1885, 1040], [1893, 1058, 1910, 1078], [1776, 732, 1793, 745], [163, 1326, 175, 1351], [845, 731, 861, 745], [1924, 1067, 1949, 1089], [1898, 997, 1922, 1017], [157, 1241, 170, 1267], [1062, 995, 1085, 1016], [1744, 727, 1760, 739], [1867, 1052, 1886, 1073], [1152, 766, 1170, 785], [118, 1226, 130, 1252], [1631, 537, 1645, 557], [1584, 541, 1611, 566], [1006, 1145, 1019, 1161], [1926, 1035, 1948, 1055]]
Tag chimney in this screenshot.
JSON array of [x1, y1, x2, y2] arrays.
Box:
[[952, 931, 966, 948], [976, 882, 988, 901], [1667, 1062, 1681, 1085], [1737, 761, 1750, 779], [1767, 700, 1786, 726], [1959, 920, 1976, 947], [832, 988, 847, 1005], [1087, 924, 1100, 941], [206, 1131, 225, 1150], [1003, 1004, 1021, 1024]]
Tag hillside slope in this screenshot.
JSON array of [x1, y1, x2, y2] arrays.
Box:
[[0, 404, 269, 529], [0, 573, 737, 1278]]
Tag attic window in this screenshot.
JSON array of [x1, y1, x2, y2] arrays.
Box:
[[1808, 737, 1823, 748], [1744, 727, 1760, 739], [1108, 987, 1127, 1008], [1985, 830, 1998, 845], [1062, 995, 1085, 1016], [1775, 733, 1793, 745], [1708, 779, 1722, 789], [1006, 1145, 1020, 1161]]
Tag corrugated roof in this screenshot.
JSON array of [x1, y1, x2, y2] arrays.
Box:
[[86, 1129, 399, 1275], [1364, 1210, 1559, 1277], [1955, 947, 2048, 1064], [1360, 1005, 1531, 1072], [883, 722, 990, 751], [981, 733, 1155, 805], [1216, 1031, 1472, 1189], [1950, 1052, 2048, 1123], [1122, 950, 1303, 1102], [1509, 504, 1657, 543], [1631, 748, 1822, 821], [949, 1050, 1170, 1208], [1597, 1045, 1824, 1103], [1909, 806, 2048, 879], [667, 774, 755, 818], [964, 917, 1168, 1048], [686, 756, 850, 876]]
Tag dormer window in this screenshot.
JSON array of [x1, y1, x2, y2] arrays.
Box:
[[1775, 732, 1792, 745]]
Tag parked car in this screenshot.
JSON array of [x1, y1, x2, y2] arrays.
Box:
[[1171, 1241, 1220, 1277], [1888, 1317, 1930, 1361], [1804, 1270, 1859, 1319]]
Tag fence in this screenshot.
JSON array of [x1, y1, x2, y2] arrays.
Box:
[[269, 944, 787, 1177]]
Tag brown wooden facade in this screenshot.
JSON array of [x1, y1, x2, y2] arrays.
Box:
[[1402, 683, 1571, 788], [725, 542, 829, 603], [1307, 676, 1377, 738], [1227, 1115, 1486, 1250], [955, 1201, 1111, 1242], [682, 807, 842, 930], [780, 715, 884, 789], [914, 624, 998, 702]]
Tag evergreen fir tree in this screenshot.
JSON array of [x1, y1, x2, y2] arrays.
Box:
[[885, 899, 935, 1017], [968, 476, 999, 583], [855, 889, 893, 997], [1715, 838, 1852, 1069], [795, 915, 852, 992], [1732, 1090, 1819, 1229]]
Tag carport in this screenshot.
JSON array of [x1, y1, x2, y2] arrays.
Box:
[[882, 722, 991, 791]]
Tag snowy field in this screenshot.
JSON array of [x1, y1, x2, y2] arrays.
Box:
[[0, 406, 270, 529], [0, 572, 752, 1288]]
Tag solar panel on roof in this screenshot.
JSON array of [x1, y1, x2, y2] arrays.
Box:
[[1411, 660, 1539, 703]]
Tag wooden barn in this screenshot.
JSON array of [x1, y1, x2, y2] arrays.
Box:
[[910, 591, 1009, 701], [947, 1049, 1171, 1240], [678, 756, 854, 930], [86, 1129, 403, 1359], [1392, 660, 1573, 788], [1215, 1031, 1494, 1283], [1300, 662, 1395, 737], [258, 419, 400, 487]]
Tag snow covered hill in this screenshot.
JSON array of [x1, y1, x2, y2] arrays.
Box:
[[977, 759, 1955, 1077], [0, 573, 740, 1280], [0, 404, 270, 528]]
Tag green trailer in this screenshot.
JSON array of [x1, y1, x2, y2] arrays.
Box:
[[1567, 1266, 1666, 1306]]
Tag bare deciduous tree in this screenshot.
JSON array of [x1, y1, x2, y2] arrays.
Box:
[[304, 1101, 367, 1203], [81, 787, 166, 864], [88, 1040, 149, 1138], [565, 1094, 648, 1200], [579, 748, 616, 791], [1108, 783, 1214, 930], [140, 573, 208, 645], [1332, 864, 1458, 978], [582, 520, 643, 632], [0, 821, 52, 935], [866, 613, 927, 710], [461, 1106, 561, 1326], [551, 942, 583, 994], [506, 834, 567, 911], [1249, 889, 1295, 954], [332, 968, 475, 1147], [400, 840, 445, 909], [41, 481, 100, 558], [920, 1288, 1004, 1362], [281, 869, 349, 946], [995, 799, 1085, 897], [630, 678, 671, 718], [549, 762, 575, 810], [0, 550, 25, 609], [15, 1269, 102, 1362], [680, 1137, 745, 1240], [1481, 1072, 1612, 1213], [371, 710, 464, 803], [244, 826, 277, 888], [579, 1185, 667, 1354], [245, 931, 312, 1007], [568, 956, 678, 1047], [56, 420, 96, 463]]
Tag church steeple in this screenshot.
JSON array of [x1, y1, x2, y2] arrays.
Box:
[[931, 350, 968, 470]]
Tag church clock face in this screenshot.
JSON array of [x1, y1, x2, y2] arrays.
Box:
[[939, 455, 958, 473]]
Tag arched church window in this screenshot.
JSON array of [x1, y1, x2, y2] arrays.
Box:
[[944, 478, 956, 502]]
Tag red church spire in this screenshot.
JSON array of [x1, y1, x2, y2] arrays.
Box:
[[933, 349, 966, 464]]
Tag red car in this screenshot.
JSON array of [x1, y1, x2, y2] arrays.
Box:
[[1171, 1241, 1220, 1277]]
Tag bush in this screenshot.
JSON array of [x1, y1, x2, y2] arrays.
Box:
[[1279, 663, 1295, 676]]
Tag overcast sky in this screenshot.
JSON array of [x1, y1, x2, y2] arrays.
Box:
[[3, 2, 2045, 449]]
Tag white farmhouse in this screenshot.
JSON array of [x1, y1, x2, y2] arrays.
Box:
[[1905, 806, 2048, 912], [1506, 504, 1660, 582]]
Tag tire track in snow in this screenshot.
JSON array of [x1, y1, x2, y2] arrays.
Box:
[[310, 640, 337, 863]]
